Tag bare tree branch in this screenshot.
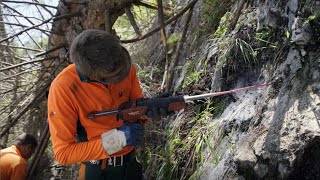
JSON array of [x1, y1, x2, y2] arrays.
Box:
[[134, 1, 172, 12], [125, 7, 142, 37], [1, 68, 41, 81], [0, 18, 51, 43], [0, 82, 49, 138], [0, 60, 56, 115], [157, 0, 170, 90], [0, 12, 81, 43], [134, 1, 158, 10], [27, 124, 50, 179], [0, 21, 51, 34], [104, 7, 112, 33], [229, 0, 246, 31], [1, 13, 44, 21], [121, 0, 198, 43], [2, 0, 57, 9], [3, 15, 44, 51], [0, 60, 63, 137], [35, 43, 66, 57], [0, 44, 44, 52], [166, 5, 194, 93], [0, 56, 58, 72]]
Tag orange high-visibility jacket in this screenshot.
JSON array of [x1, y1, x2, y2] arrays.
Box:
[[48, 64, 143, 165], [0, 145, 27, 180]]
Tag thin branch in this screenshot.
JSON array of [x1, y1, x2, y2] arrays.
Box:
[[35, 5, 50, 31], [0, 60, 63, 137], [134, 1, 158, 10], [1, 68, 41, 81], [0, 21, 51, 34], [0, 21, 28, 27], [2, 6, 45, 50], [0, 60, 56, 115], [1, 3, 51, 35], [0, 17, 51, 43], [0, 81, 49, 138], [0, 61, 13, 66], [157, 0, 169, 90], [166, 5, 194, 93], [229, 0, 246, 31], [0, 56, 58, 72], [3, 15, 43, 50], [134, 1, 172, 11], [104, 7, 112, 33], [0, 44, 44, 52], [2, 0, 57, 9], [121, 0, 198, 43], [0, 12, 81, 43], [1, 13, 44, 21], [52, 11, 81, 22], [35, 43, 66, 57], [27, 124, 50, 179], [125, 7, 142, 37]]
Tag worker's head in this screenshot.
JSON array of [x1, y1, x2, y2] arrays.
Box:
[[14, 133, 37, 160], [70, 29, 131, 84]]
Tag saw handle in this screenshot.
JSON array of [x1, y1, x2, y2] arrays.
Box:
[[118, 96, 186, 123]]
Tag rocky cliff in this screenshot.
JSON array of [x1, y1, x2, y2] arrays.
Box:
[[134, 0, 320, 179]]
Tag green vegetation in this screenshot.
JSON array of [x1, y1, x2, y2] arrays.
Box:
[[167, 33, 182, 45], [235, 38, 257, 63], [141, 99, 228, 180], [214, 12, 233, 36], [182, 71, 203, 89], [255, 27, 278, 48], [198, 0, 233, 35], [308, 12, 320, 39], [179, 60, 203, 90]]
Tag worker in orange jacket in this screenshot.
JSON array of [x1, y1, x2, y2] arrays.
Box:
[[0, 133, 37, 180], [48, 29, 165, 179]]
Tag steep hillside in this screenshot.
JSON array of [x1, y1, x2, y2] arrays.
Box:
[[134, 0, 320, 179]]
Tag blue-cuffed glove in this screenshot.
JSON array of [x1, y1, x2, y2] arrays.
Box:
[[101, 123, 144, 155], [118, 123, 144, 146]]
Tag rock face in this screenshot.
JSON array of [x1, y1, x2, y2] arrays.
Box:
[[133, 0, 320, 179], [198, 0, 320, 179]]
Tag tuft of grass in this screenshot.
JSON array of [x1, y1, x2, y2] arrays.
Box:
[[255, 27, 278, 48], [154, 99, 227, 180], [235, 38, 257, 64]]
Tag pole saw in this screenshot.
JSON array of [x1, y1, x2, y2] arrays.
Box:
[[87, 83, 269, 123]]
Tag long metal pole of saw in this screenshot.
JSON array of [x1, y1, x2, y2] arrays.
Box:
[[183, 83, 269, 102]]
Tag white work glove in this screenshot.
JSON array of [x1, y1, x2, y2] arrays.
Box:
[[101, 123, 144, 155]]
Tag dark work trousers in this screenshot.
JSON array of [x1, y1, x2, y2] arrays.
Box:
[[80, 157, 143, 180]]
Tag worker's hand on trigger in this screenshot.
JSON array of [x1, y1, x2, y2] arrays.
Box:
[[147, 107, 168, 120], [101, 123, 144, 155], [146, 93, 169, 120]]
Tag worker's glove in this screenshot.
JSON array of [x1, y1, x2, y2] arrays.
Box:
[[146, 93, 169, 120], [101, 123, 144, 155], [146, 107, 168, 120]]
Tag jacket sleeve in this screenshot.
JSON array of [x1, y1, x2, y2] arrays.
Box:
[[129, 65, 149, 123], [129, 65, 143, 99], [11, 163, 26, 180], [48, 81, 108, 165]]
